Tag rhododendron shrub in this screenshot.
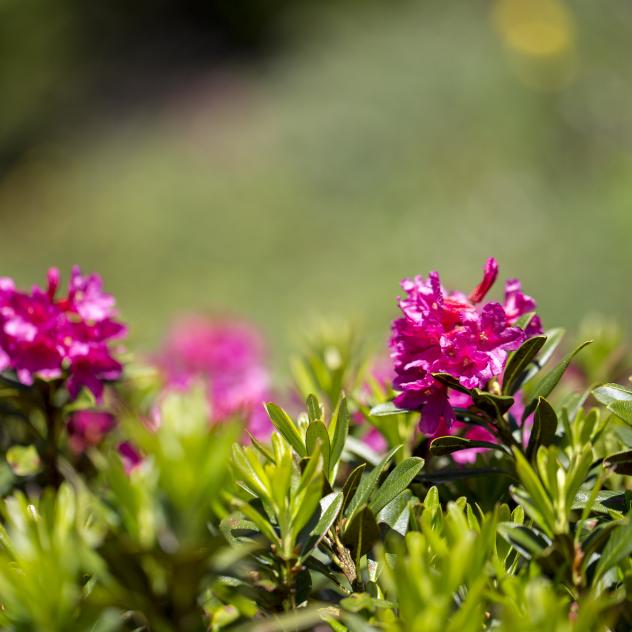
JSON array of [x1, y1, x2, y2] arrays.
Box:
[[0, 262, 631, 632]]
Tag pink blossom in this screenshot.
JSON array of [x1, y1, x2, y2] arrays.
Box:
[[67, 411, 116, 453], [0, 267, 126, 399], [118, 441, 143, 474], [390, 258, 542, 435], [156, 316, 272, 439]]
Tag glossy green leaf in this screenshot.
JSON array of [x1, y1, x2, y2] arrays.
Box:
[[502, 335, 546, 395], [264, 403, 306, 457], [592, 382, 632, 407], [376, 490, 412, 536], [300, 491, 343, 558], [525, 397, 558, 460], [369, 402, 408, 417], [369, 457, 424, 514], [471, 389, 514, 417]]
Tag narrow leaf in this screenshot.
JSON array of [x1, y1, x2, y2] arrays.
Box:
[[608, 399, 632, 426], [369, 457, 424, 514], [306, 421, 331, 476], [430, 435, 505, 457], [525, 397, 558, 460], [341, 505, 380, 558], [300, 491, 343, 558], [502, 335, 546, 395], [522, 340, 592, 420], [329, 397, 350, 476], [265, 403, 306, 457], [369, 401, 409, 417], [592, 382, 632, 407]]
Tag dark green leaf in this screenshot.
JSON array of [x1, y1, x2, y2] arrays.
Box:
[[369, 402, 409, 417], [525, 397, 558, 460], [502, 335, 546, 395], [264, 402, 306, 457], [572, 489, 626, 514], [603, 450, 632, 476], [341, 463, 366, 514], [369, 457, 424, 514], [431, 373, 471, 395], [345, 446, 402, 521], [430, 435, 505, 457], [497, 522, 551, 560], [300, 491, 343, 558], [342, 505, 380, 558], [522, 340, 592, 420], [472, 389, 514, 417]]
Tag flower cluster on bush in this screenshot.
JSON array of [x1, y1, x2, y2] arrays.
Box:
[[0, 261, 630, 632]]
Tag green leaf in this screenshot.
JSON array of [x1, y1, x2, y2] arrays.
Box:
[[471, 389, 514, 417], [345, 446, 402, 521], [264, 403, 306, 457], [603, 450, 632, 476], [341, 463, 366, 514], [369, 402, 408, 417], [430, 435, 505, 457], [300, 491, 343, 558], [502, 335, 546, 395], [341, 505, 380, 558], [525, 397, 558, 460], [608, 400, 632, 426], [431, 373, 471, 395], [594, 519, 632, 582], [521, 328, 565, 384], [306, 421, 331, 476], [497, 522, 551, 560], [369, 457, 424, 514], [572, 489, 626, 514], [328, 397, 350, 477], [306, 394, 322, 423], [592, 382, 632, 407], [6, 445, 41, 477], [522, 340, 592, 420], [376, 490, 412, 536]]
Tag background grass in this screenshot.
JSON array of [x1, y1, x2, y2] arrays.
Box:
[[0, 0, 630, 365]]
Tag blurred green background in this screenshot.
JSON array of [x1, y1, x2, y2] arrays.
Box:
[[0, 0, 630, 363]]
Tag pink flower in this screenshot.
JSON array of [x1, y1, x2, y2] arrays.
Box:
[[118, 441, 143, 474], [0, 267, 126, 399], [67, 410, 116, 453], [156, 316, 272, 439], [390, 258, 541, 435]]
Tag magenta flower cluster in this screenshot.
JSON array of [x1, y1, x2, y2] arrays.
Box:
[[0, 267, 126, 400], [390, 258, 542, 435], [157, 315, 272, 438]]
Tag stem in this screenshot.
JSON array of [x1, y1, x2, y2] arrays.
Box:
[[42, 383, 63, 488]]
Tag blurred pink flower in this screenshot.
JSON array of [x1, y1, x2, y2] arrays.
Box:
[[156, 315, 272, 439], [390, 258, 541, 435], [118, 441, 143, 474], [0, 266, 126, 399], [67, 410, 116, 453]]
